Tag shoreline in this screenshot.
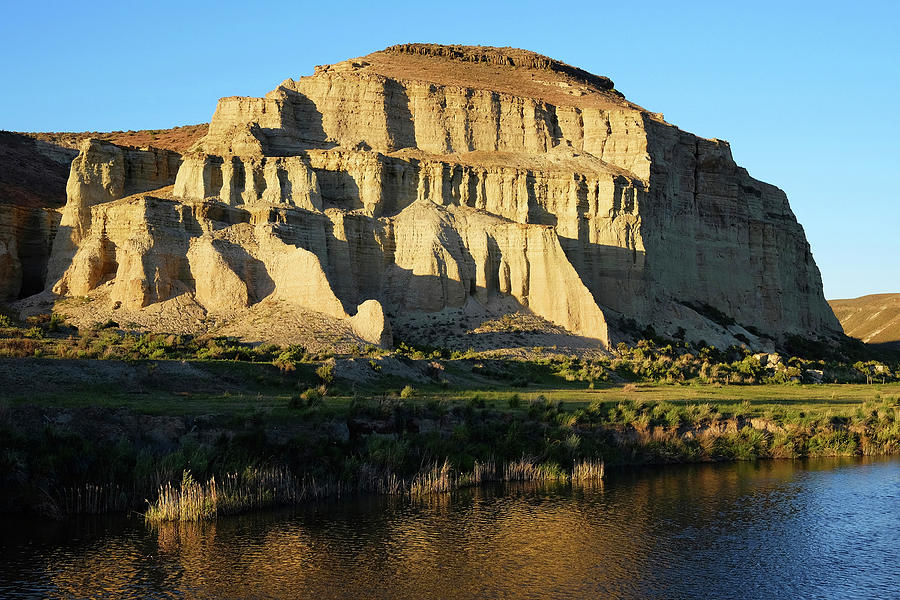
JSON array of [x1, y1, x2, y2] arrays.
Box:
[[3, 391, 898, 521]]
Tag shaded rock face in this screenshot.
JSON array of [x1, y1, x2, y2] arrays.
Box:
[[0, 205, 59, 301], [0, 132, 75, 300], [37, 44, 841, 348]]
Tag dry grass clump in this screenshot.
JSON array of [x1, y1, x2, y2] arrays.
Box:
[[145, 468, 334, 522], [571, 459, 605, 481], [145, 456, 608, 522], [0, 338, 40, 357]]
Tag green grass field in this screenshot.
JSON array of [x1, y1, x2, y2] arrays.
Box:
[[448, 381, 900, 414], [8, 362, 898, 422]]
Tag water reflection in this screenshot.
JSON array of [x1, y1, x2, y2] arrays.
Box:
[[2, 457, 898, 599]]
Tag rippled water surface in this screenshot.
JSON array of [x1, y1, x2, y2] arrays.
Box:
[[2, 457, 899, 599]]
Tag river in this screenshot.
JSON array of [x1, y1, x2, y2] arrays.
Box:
[[2, 457, 898, 599]]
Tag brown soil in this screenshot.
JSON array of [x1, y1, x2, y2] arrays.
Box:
[[21, 123, 208, 153], [382, 43, 616, 90], [336, 45, 650, 114]]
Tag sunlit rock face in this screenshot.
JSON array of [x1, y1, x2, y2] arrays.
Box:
[[40, 44, 841, 349]]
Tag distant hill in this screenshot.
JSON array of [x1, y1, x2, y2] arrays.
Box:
[[21, 124, 208, 154], [829, 294, 900, 345]]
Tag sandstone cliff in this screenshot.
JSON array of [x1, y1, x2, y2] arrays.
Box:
[[0, 132, 75, 300], [28, 44, 841, 350], [0, 126, 209, 303]]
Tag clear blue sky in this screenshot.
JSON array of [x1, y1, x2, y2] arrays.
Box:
[[2, 0, 897, 299]]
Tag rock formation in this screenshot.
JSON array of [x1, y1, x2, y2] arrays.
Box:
[[0, 126, 208, 303], [0, 132, 76, 300], [28, 44, 841, 349]]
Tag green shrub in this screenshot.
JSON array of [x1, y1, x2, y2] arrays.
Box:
[[467, 396, 486, 410], [273, 345, 306, 372], [665, 406, 685, 429], [23, 327, 43, 339], [316, 363, 335, 385], [254, 344, 280, 361], [400, 385, 416, 399], [300, 387, 323, 408]]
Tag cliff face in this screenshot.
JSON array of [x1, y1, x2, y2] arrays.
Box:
[[33, 44, 840, 349], [46, 139, 183, 297], [0, 132, 75, 300], [0, 126, 209, 303]]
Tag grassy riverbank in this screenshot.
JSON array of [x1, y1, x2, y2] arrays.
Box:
[[2, 372, 899, 520], [3, 312, 899, 520]]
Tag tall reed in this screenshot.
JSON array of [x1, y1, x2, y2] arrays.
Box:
[[56, 483, 131, 515], [145, 468, 350, 522], [571, 459, 605, 481], [145, 457, 607, 522]]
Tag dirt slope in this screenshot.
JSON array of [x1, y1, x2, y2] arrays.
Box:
[[22, 124, 208, 154], [829, 294, 900, 345]]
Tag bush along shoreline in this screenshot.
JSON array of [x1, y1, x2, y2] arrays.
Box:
[[2, 393, 899, 521]]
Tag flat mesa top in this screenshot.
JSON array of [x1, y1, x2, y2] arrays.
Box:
[[291, 43, 645, 113]]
